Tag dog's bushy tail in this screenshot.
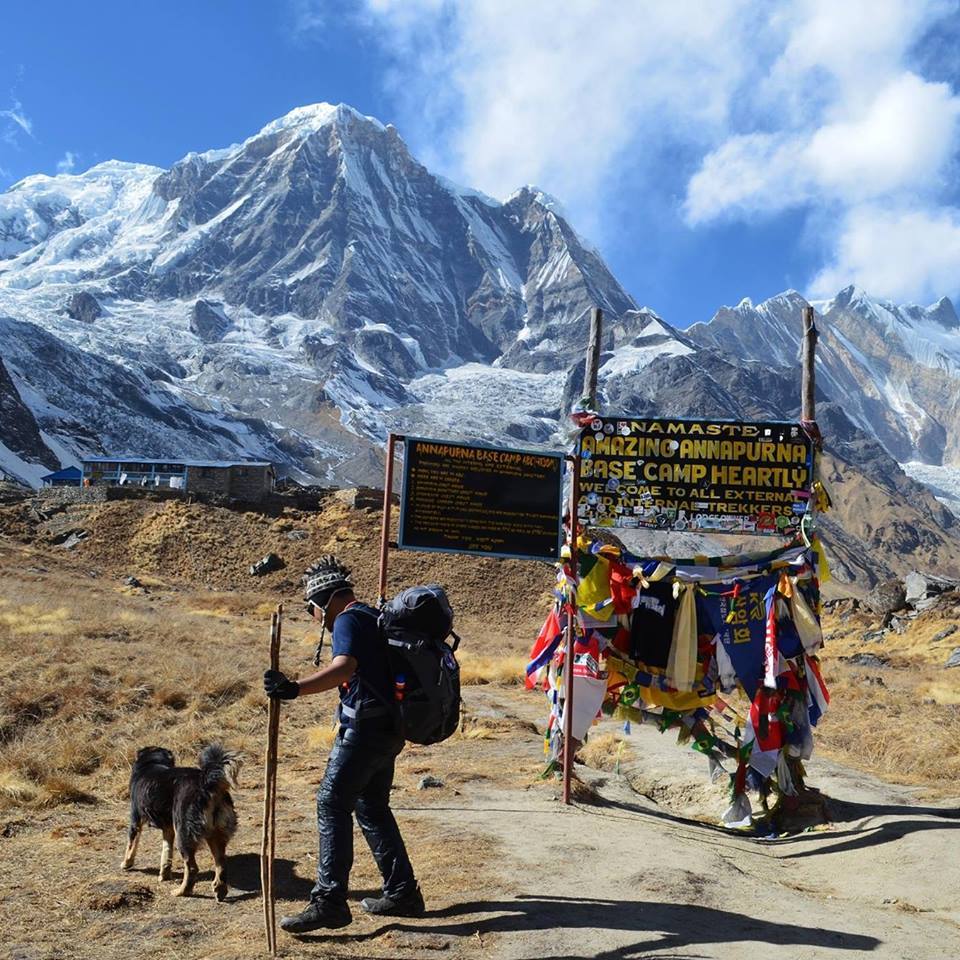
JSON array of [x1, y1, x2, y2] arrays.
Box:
[[198, 743, 242, 791]]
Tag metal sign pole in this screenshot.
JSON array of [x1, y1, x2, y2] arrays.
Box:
[[378, 434, 398, 606], [561, 453, 581, 805]]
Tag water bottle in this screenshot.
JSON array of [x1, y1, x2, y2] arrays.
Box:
[[394, 673, 406, 702]]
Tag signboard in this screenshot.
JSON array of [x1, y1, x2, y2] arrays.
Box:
[[577, 416, 813, 536], [399, 437, 564, 561]]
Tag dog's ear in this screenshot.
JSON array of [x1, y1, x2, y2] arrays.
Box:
[[223, 754, 243, 789]]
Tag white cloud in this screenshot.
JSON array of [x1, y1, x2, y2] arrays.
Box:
[[805, 73, 960, 198], [685, 72, 960, 224], [359, 0, 960, 302], [811, 205, 960, 303], [360, 0, 767, 228], [684, 0, 960, 301], [770, 0, 948, 99], [1, 96, 33, 145], [685, 132, 807, 224], [56, 151, 77, 174]]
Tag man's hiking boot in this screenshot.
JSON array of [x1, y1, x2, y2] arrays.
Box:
[[360, 885, 425, 917], [279, 899, 352, 933]]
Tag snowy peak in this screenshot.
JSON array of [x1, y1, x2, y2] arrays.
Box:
[[187, 102, 388, 166], [918, 296, 959, 330], [504, 185, 567, 215], [686, 288, 811, 370], [256, 102, 385, 139], [0, 161, 162, 263]]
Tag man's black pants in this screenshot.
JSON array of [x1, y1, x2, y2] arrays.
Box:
[[311, 727, 416, 906]]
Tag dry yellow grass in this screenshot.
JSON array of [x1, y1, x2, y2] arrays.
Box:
[[920, 677, 960, 705], [0, 500, 551, 960], [814, 606, 960, 792], [457, 714, 539, 741], [579, 732, 631, 772], [457, 722, 500, 740], [815, 666, 960, 789], [0, 568, 270, 811], [458, 652, 527, 685], [306, 725, 338, 750]]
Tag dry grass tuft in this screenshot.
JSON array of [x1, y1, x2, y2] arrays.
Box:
[[568, 774, 602, 804], [307, 725, 338, 750], [40, 774, 97, 807], [579, 732, 630, 772], [458, 715, 540, 741], [458, 653, 527, 686], [458, 722, 499, 740], [0, 769, 41, 806], [0, 692, 63, 743]]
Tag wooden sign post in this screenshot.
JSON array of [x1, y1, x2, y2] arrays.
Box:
[[801, 304, 819, 436], [561, 454, 580, 805], [378, 434, 399, 606], [583, 306, 603, 409]]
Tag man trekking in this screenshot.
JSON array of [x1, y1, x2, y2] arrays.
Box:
[[263, 554, 424, 933]]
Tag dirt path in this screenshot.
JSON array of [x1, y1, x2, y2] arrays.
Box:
[[4, 685, 958, 960], [297, 693, 960, 960], [442, 715, 960, 960]]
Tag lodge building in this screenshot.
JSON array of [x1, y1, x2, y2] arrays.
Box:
[[79, 458, 276, 503]]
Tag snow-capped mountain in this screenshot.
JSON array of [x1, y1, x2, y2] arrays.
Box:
[[0, 103, 635, 482], [688, 287, 960, 465], [3, 102, 960, 590]]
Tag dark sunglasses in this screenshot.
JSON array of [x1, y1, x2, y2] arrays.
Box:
[[305, 591, 335, 618], [305, 599, 326, 618]]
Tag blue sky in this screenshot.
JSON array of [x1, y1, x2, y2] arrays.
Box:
[[3, 1, 960, 327]]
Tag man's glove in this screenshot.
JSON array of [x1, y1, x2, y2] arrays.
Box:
[[264, 669, 300, 700]]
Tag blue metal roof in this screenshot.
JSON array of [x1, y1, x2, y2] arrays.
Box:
[[41, 466, 82, 482], [81, 458, 272, 468]]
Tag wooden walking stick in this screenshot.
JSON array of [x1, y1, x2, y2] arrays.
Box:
[[261, 604, 283, 955]]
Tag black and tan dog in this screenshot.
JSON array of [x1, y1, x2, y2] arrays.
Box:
[[122, 744, 241, 900]]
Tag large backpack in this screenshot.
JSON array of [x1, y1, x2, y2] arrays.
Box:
[[378, 585, 461, 745]]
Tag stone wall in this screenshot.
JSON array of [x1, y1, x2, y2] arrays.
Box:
[[226, 465, 273, 503], [37, 485, 108, 505], [184, 466, 233, 499], [184, 465, 273, 503]]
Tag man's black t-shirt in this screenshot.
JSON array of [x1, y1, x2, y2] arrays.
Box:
[[331, 602, 395, 731]]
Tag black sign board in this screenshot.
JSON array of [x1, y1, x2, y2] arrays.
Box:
[[577, 416, 814, 536], [399, 438, 563, 561]]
